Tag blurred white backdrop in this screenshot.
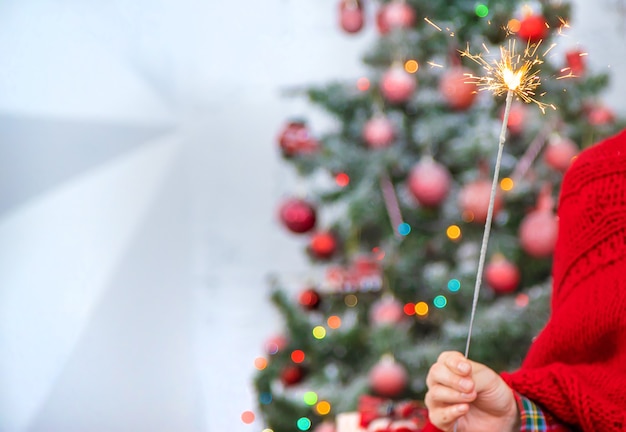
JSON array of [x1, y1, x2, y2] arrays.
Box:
[[0, 1, 624, 431]]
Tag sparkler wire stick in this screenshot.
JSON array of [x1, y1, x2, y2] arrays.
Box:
[[463, 89, 514, 358]]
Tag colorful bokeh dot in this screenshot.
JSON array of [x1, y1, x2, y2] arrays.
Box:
[[303, 391, 318, 406], [291, 350, 306, 363], [327, 315, 342, 329], [446, 225, 462, 241], [241, 411, 255, 424], [433, 295, 448, 309], [516, 294, 530, 307], [508, 18, 521, 33], [415, 301, 429, 316], [404, 302, 416, 316], [404, 59, 419, 73], [475, 4, 489, 17], [398, 222, 411, 236], [262, 429, 274, 432], [297, 417, 312, 431], [259, 392, 273, 405], [335, 173, 350, 187], [316, 400, 332, 415], [254, 357, 268, 370], [357, 77, 370, 91], [448, 279, 461, 292], [501, 177, 515, 191], [312, 326, 327, 339], [345, 294, 358, 307]]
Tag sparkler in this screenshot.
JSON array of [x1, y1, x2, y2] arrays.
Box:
[[458, 36, 554, 359]]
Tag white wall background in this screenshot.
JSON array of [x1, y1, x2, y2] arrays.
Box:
[[0, 1, 624, 432]]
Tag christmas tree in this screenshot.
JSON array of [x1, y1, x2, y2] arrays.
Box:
[[250, 1, 623, 431]]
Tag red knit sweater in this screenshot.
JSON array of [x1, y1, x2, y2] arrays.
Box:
[[501, 129, 626, 430], [423, 129, 626, 432]]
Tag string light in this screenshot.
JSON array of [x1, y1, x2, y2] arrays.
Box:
[[297, 417, 312, 431], [312, 326, 326, 339], [500, 177, 515, 191], [448, 279, 461, 292], [316, 401, 332, 415], [345, 294, 358, 307], [335, 173, 350, 187], [259, 392, 273, 405], [327, 315, 342, 329], [446, 225, 462, 241], [357, 77, 370, 91], [254, 357, 268, 370], [291, 350, 305, 363], [475, 4, 489, 18], [404, 60, 419, 73], [404, 302, 416, 316], [398, 222, 411, 236], [434, 295, 448, 309], [415, 301, 429, 316], [241, 411, 255, 424], [303, 392, 318, 406]]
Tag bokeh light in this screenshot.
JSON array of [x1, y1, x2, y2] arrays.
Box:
[[462, 211, 475, 223], [316, 400, 332, 415], [262, 429, 274, 432], [415, 301, 429, 316], [254, 357, 268, 370], [291, 350, 306, 363], [303, 391, 318, 406], [297, 417, 312, 431], [345, 294, 358, 307], [508, 18, 521, 33], [405, 59, 419, 73], [327, 315, 342, 329], [241, 411, 255, 424], [357, 77, 370, 91], [433, 295, 448, 309], [259, 392, 273, 405], [312, 326, 326, 339], [446, 225, 462, 241], [398, 222, 411, 236], [448, 279, 461, 292], [516, 293, 530, 307], [404, 302, 416, 316], [475, 4, 489, 17], [372, 246, 385, 260], [335, 173, 350, 187], [500, 177, 515, 191]]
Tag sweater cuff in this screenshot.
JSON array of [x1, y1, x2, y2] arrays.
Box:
[[421, 420, 444, 432]]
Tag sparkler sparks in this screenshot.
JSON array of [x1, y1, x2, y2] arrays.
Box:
[[460, 38, 556, 113]]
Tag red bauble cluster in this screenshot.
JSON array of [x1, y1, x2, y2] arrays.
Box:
[[407, 158, 451, 207], [278, 198, 317, 234], [308, 231, 338, 260], [281, 364, 305, 386], [368, 356, 408, 397], [370, 295, 404, 326], [517, 14, 548, 42], [277, 120, 319, 157], [544, 136, 579, 172], [380, 65, 416, 104], [339, 0, 364, 34], [485, 255, 521, 294], [439, 67, 477, 110], [299, 288, 321, 310], [376, 1, 415, 34], [363, 115, 396, 149], [458, 179, 503, 224]]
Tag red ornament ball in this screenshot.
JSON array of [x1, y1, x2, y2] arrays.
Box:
[[519, 209, 558, 258], [369, 356, 408, 397], [279, 198, 316, 234], [517, 14, 548, 42], [380, 65, 416, 104], [544, 137, 579, 172], [299, 288, 321, 310], [485, 255, 520, 294], [339, 0, 364, 34], [280, 365, 305, 386], [379, 1, 415, 30], [458, 179, 503, 224], [370, 296, 404, 326], [277, 120, 318, 157], [363, 115, 395, 149], [439, 67, 477, 110], [309, 231, 337, 260], [505, 102, 527, 136], [407, 158, 451, 207], [587, 104, 615, 126]]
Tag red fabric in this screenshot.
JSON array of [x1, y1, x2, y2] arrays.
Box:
[[501, 129, 626, 431]]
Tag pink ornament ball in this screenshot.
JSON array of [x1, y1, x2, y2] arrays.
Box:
[[544, 137, 579, 172], [458, 179, 503, 224], [519, 210, 558, 258], [339, 0, 364, 34], [407, 159, 451, 207], [279, 198, 317, 234], [505, 102, 527, 136], [370, 296, 404, 326], [485, 255, 520, 294], [380, 66, 416, 104], [369, 357, 408, 397], [380, 1, 416, 30], [439, 67, 477, 110], [363, 115, 395, 149]]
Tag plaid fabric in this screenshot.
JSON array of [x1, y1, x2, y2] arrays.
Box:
[[515, 392, 571, 431]]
